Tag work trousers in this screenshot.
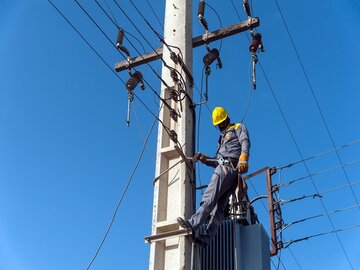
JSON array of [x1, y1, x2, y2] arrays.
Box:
[[188, 164, 238, 243]]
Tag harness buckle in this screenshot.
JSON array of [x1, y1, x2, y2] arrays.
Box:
[[218, 157, 230, 166]]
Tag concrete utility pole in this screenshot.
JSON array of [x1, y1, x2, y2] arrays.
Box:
[[149, 1, 194, 269]]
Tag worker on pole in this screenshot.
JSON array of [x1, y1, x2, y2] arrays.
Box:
[[177, 106, 251, 247]]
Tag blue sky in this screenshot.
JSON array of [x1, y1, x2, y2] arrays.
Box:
[[0, 0, 359, 269]]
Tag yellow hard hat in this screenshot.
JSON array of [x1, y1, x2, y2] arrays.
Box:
[[212, 107, 228, 126]]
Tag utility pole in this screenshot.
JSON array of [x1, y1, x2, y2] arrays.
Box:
[[115, 1, 262, 269], [149, 1, 194, 269]]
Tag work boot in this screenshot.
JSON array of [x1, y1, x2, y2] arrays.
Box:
[[194, 234, 210, 248], [177, 217, 193, 231]]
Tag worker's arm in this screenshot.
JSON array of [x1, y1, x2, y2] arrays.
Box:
[[194, 152, 217, 168], [236, 124, 251, 173]]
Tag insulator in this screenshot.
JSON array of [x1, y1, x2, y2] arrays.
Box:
[[203, 48, 220, 66], [169, 130, 178, 144], [170, 69, 179, 82], [243, 0, 251, 17], [249, 33, 262, 53], [126, 71, 143, 91], [170, 52, 178, 64], [116, 28, 125, 49], [198, 1, 205, 18], [170, 108, 178, 122], [169, 87, 178, 102]]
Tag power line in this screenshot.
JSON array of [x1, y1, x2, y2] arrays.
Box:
[[47, 0, 124, 82], [273, 0, 360, 217], [280, 180, 360, 206], [145, 0, 164, 30], [85, 111, 159, 270], [284, 223, 360, 248], [258, 36, 355, 270], [280, 158, 360, 188], [280, 204, 360, 234], [277, 139, 360, 170]]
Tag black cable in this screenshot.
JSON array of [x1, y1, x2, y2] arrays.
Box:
[[103, 0, 120, 28], [281, 204, 360, 234], [284, 223, 360, 248], [47, 0, 124, 83], [259, 58, 355, 269], [280, 158, 360, 188], [46, 5, 175, 269], [277, 139, 360, 170], [281, 180, 360, 206], [145, 0, 164, 30], [204, 2, 223, 51], [273, 0, 360, 219], [85, 111, 159, 270], [50, 0, 174, 144], [240, 62, 253, 123]]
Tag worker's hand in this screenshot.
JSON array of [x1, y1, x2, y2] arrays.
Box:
[[237, 153, 249, 174], [194, 152, 208, 164]]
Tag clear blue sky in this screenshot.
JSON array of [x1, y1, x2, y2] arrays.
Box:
[[1, 0, 360, 269]]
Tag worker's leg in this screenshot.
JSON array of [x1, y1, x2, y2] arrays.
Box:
[[204, 176, 238, 243], [188, 166, 237, 231]]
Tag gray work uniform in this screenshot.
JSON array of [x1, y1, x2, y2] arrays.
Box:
[[187, 123, 251, 244]]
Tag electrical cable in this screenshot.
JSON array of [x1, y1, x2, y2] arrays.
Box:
[[277, 139, 360, 170], [279, 204, 360, 235], [47, 0, 124, 82], [240, 62, 254, 123], [47, 5, 177, 268], [284, 223, 360, 248], [273, 0, 360, 223], [103, 0, 120, 28], [50, 0, 174, 147], [145, 0, 164, 30], [279, 158, 360, 188], [85, 111, 159, 270], [204, 2, 223, 51], [280, 180, 360, 206], [258, 58, 355, 269]]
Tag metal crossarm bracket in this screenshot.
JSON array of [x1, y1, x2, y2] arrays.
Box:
[[144, 228, 192, 243], [114, 18, 260, 72]]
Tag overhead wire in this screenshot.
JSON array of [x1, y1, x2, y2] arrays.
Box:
[[258, 23, 355, 270], [277, 139, 360, 170], [279, 158, 360, 188], [284, 223, 360, 248], [280, 179, 360, 206], [47, 3, 174, 269], [47, 0, 123, 82], [273, 0, 360, 216], [85, 111, 159, 270], [145, 0, 164, 30], [263, 2, 359, 264], [204, 2, 223, 51], [279, 204, 360, 235]]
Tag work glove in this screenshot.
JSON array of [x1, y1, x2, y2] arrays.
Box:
[[194, 152, 209, 164], [237, 153, 249, 173]]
